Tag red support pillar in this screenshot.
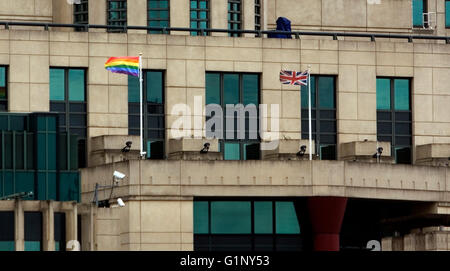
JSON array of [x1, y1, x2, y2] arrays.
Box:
[[307, 196, 348, 251]]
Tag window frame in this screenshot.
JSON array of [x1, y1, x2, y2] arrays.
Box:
[[255, 0, 262, 35], [190, 0, 210, 36], [301, 75, 337, 160], [148, 0, 170, 34], [128, 70, 166, 159], [446, 0, 450, 28], [194, 198, 303, 252], [228, 0, 242, 37], [0, 66, 7, 112], [412, 0, 428, 28], [73, 0, 89, 31], [49, 67, 87, 169], [205, 72, 261, 161], [107, 0, 127, 33], [376, 77, 412, 164]]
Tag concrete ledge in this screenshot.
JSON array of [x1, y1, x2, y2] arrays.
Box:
[[340, 141, 393, 164], [262, 139, 316, 160], [416, 144, 450, 167], [168, 138, 221, 160]]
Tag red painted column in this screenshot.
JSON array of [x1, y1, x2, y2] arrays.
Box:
[[307, 197, 348, 251]]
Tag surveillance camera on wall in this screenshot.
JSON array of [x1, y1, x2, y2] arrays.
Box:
[[113, 171, 126, 180], [117, 198, 125, 207]]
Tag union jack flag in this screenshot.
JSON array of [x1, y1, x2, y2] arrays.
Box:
[[279, 70, 308, 86]]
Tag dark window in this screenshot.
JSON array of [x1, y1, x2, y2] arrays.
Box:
[[206, 73, 260, 160], [301, 76, 337, 160], [0, 66, 7, 111], [148, 0, 170, 34], [24, 212, 42, 251], [128, 71, 165, 159], [194, 200, 302, 251], [54, 213, 66, 251], [376, 78, 412, 164], [0, 212, 14, 251], [50, 68, 87, 168], [228, 0, 241, 37], [74, 0, 89, 31], [190, 0, 209, 36], [255, 0, 262, 35], [107, 0, 127, 32], [412, 0, 427, 27]]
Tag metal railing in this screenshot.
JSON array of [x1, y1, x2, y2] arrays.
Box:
[[0, 21, 449, 43]]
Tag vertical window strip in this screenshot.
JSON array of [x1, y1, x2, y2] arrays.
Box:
[[446, 0, 450, 28], [148, 0, 170, 34], [107, 0, 127, 32], [0, 66, 7, 112], [228, 0, 242, 37], [190, 0, 209, 36], [73, 0, 89, 29], [255, 0, 261, 34]]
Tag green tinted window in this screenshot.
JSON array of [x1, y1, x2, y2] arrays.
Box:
[[0, 242, 14, 251], [301, 76, 316, 108], [25, 241, 40, 251], [242, 74, 258, 105], [254, 201, 273, 234], [446, 1, 450, 27], [68, 69, 85, 101], [50, 69, 65, 101], [224, 142, 240, 160], [224, 74, 239, 105], [412, 0, 424, 27], [275, 202, 300, 234], [206, 73, 220, 104], [318, 77, 335, 109], [376, 78, 391, 110], [394, 79, 410, 110], [0, 67, 5, 87], [194, 201, 209, 234], [211, 201, 251, 234], [147, 71, 163, 103], [128, 75, 140, 102]]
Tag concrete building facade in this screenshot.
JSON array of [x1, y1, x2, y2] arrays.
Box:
[[0, 0, 449, 251]]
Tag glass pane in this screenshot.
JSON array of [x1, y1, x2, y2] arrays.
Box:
[[194, 201, 208, 234], [205, 73, 220, 104], [224, 74, 239, 105], [68, 70, 85, 101], [412, 0, 424, 26], [242, 74, 258, 105], [376, 78, 391, 110], [446, 1, 450, 27], [0, 242, 14, 251], [254, 201, 273, 234], [147, 71, 163, 104], [395, 147, 411, 164], [224, 142, 240, 160], [275, 202, 300, 234], [199, 21, 207, 29], [190, 11, 198, 19], [128, 75, 140, 102], [301, 76, 316, 108], [147, 140, 164, 159], [320, 145, 336, 160], [190, 1, 197, 9], [200, 1, 207, 9], [394, 79, 410, 110], [0, 67, 5, 87], [243, 143, 260, 160], [25, 241, 40, 251], [211, 201, 251, 234], [318, 77, 335, 109], [50, 69, 65, 101]]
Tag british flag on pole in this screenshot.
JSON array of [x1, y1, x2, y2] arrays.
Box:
[[279, 70, 308, 86]]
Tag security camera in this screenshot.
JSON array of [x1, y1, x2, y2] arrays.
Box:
[[113, 171, 126, 180], [117, 198, 125, 207]]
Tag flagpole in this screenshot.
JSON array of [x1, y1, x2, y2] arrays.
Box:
[[139, 53, 145, 158], [307, 65, 312, 161]]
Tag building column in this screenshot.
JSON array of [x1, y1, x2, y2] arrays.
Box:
[[210, 0, 228, 36], [307, 197, 348, 251], [65, 202, 78, 250], [14, 200, 24, 251], [42, 201, 55, 251]]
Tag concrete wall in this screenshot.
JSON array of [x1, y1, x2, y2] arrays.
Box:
[[0, 0, 53, 23]]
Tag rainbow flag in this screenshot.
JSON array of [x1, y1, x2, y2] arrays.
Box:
[[105, 56, 140, 77]]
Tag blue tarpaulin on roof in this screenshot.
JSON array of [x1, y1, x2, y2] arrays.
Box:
[[268, 17, 292, 39]]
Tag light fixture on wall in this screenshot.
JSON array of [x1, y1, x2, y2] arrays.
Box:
[[200, 143, 210, 154], [296, 145, 307, 157]]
